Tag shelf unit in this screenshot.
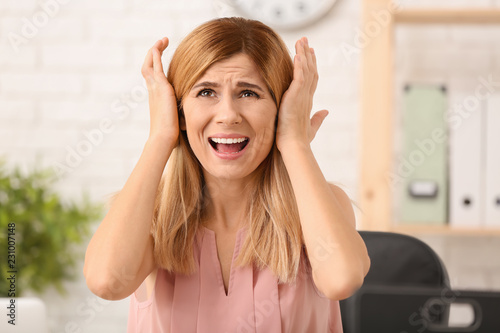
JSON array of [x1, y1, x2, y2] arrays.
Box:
[[359, 1, 500, 235]]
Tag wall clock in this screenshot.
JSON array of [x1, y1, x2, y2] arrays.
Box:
[[213, 0, 339, 30]]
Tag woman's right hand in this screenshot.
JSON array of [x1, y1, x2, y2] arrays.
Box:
[[141, 37, 179, 145]]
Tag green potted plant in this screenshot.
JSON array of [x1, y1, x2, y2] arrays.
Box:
[[0, 159, 103, 297]]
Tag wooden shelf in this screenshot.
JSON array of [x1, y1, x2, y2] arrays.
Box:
[[395, 9, 500, 24], [359, 1, 500, 235], [390, 225, 500, 236]]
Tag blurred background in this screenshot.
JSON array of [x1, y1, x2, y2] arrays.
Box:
[[0, 0, 499, 331]]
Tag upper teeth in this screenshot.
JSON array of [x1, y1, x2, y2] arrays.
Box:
[[210, 137, 247, 144]]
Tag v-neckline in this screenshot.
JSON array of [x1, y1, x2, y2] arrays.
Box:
[[200, 225, 246, 297]]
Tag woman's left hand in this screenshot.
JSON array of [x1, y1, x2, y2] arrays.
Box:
[[275, 37, 329, 153]]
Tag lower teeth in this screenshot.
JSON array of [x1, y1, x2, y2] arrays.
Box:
[[217, 149, 242, 154]]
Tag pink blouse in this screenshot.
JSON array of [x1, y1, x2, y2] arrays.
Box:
[[127, 225, 343, 332]]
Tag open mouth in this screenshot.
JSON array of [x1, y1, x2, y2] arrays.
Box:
[[209, 137, 249, 154]]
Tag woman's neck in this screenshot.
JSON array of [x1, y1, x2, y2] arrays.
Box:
[[202, 174, 253, 233]]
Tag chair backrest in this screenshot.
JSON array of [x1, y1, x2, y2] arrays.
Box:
[[359, 231, 449, 288], [340, 231, 450, 333]]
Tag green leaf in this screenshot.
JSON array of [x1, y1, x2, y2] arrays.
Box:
[[0, 158, 103, 296]]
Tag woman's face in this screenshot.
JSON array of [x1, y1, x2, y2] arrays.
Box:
[[181, 53, 277, 183]]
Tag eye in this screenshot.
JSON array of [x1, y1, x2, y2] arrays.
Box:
[[241, 90, 260, 98], [197, 89, 215, 97]]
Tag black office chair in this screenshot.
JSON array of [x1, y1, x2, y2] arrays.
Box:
[[340, 231, 500, 333]]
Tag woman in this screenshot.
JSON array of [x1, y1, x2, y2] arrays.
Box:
[[84, 17, 370, 332]]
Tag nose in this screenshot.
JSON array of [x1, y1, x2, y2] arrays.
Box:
[[215, 96, 242, 126]]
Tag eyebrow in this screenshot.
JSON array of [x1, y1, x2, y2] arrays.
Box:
[[191, 81, 265, 93]]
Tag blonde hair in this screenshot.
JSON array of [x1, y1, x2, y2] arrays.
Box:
[[152, 17, 302, 283]]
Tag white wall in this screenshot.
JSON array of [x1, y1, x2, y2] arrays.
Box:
[[1, 0, 499, 332]]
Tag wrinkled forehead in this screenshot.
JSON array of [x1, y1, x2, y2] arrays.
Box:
[[193, 53, 266, 87]]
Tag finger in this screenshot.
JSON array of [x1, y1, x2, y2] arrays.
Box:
[[141, 48, 154, 80], [293, 38, 309, 79], [310, 47, 317, 68], [310, 47, 319, 94], [303, 39, 319, 94], [298, 38, 310, 72], [142, 39, 164, 81], [303, 37, 313, 69], [294, 52, 303, 76], [143, 38, 168, 65], [153, 45, 166, 79], [295, 38, 316, 92], [310, 110, 329, 142], [294, 38, 302, 57], [158, 37, 169, 53], [289, 53, 304, 93]]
